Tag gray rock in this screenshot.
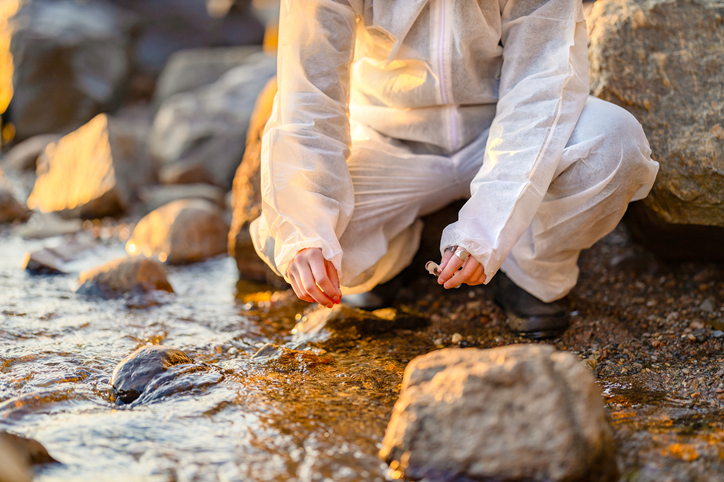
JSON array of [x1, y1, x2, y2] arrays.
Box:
[[77, 256, 173, 298], [106, 0, 264, 75], [22, 248, 67, 275], [126, 199, 228, 264], [26, 114, 155, 219], [13, 212, 83, 239], [8, 0, 133, 140], [227, 76, 279, 284], [154, 46, 263, 104], [380, 345, 618, 482], [111, 345, 192, 404], [700, 298, 715, 313], [588, 0, 724, 259], [1, 134, 61, 172], [150, 53, 276, 189], [138, 183, 226, 213]]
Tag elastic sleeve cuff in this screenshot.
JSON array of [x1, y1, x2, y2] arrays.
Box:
[[440, 223, 502, 284]]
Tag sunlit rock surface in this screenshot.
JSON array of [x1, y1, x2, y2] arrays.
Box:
[[588, 0, 724, 259], [2, 134, 61, 172], [111, 345, 192, 404], [381, 345, 618, 482], [26, 114, 154, 219], [8, 0, 133, 140], [126, 199, 228, 265], [77, 256, 173, 298], [228, 76, 277, 283], [154, 46, 263, 104], [0, 0, 20, 116], [151, 53, 276, 189]]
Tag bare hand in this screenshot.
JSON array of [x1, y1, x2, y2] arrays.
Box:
[[288, 248, 341, 308], [437, 246, 486, 289]]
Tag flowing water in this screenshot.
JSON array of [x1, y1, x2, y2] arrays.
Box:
[[0, 232, 429, 482]]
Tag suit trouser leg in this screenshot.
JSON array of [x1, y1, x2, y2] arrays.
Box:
[[500, 97, 659, 302]]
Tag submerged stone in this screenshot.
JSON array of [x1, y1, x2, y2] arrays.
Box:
[[380, 345, 618, 482], [126, 199, 228, 265], [77, 256, 173, 298], [111, 345, 192, 404]]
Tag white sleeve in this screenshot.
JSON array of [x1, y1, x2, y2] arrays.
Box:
[[440, 0, 589, 281], [260, 0, 361, 279]]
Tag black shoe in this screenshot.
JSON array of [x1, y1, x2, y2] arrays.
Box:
[[341, 265, 417, 310], [494, 272, 569, 339]]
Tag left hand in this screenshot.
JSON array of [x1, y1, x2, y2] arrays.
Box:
[[437, 246, 486, 289]]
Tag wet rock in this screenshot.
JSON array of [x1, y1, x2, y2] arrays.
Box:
[[126, 199, 228, 264], [0, 184, 29, 224], [26, 114, 155, 219], [0, 0, 19, 117], [380, 345, 618, 482], [77, 256, 173, 298], [0, 431, 56, 482], [111, 345, 192, 404], [292, 304, 427, 348], [8, 0, 133, 140], [154, 46, 263, 104], [250, 343, 332, 373], [0, 431, 57, 465], [588, 0, 724, 259], [22, 249, 66, 275], [150, 52, 276, 189], [1, 134, 61, 172], [106, 0, 264, 75], [228, 76, 278, 284], [138, 183, 226, 213]]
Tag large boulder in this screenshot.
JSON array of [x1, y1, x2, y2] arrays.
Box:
[[0, 431, 56, 482], [126, 198, 228, 264], [8, 0, 133, 140], [26, 114, 155, 219], [106, 0, 264, 76], [150, 52, 276, 189], [228, 76, 277, 283], [154, 46, 263, 104], [380, 345, 617, 482], [77, 256, 174, 298], [588, 0, 724, 259]]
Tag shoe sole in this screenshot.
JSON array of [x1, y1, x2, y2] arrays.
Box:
[[507, 311, 569, 340]]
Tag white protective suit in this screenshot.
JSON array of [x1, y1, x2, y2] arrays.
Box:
[[251, 0, 659, 302]]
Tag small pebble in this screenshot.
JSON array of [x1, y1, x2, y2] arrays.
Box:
[[700, 298, 715, 313], [228, 347, 238, 356], [712, 330, 724, 338], [433, 338, 443, 346], [451, 333, 463, 344]]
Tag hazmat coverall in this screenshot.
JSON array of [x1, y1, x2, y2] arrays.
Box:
[[250, 0, 659, 302]]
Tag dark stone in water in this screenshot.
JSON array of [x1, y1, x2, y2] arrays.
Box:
[[111, 345, 192, 404]]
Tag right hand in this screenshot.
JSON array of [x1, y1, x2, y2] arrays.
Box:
[[288, 248, 342, 308]]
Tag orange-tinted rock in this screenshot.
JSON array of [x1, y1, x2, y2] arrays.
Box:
[[228, 77, 280, 284], [26, 114, 154, 219], [126, 199, 228, 265], [77, 256, 173, 298]]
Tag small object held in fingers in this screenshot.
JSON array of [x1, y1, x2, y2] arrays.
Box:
[[454, 247, 469, 262], [425, 261, 442, 276]]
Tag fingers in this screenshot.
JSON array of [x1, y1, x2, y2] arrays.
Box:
[[438, 246, 456, 272], [438, 253, 463, 286], [444, 256, 480, 289], [310, 257, 341, 302], [289, 248, 341, 308]]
